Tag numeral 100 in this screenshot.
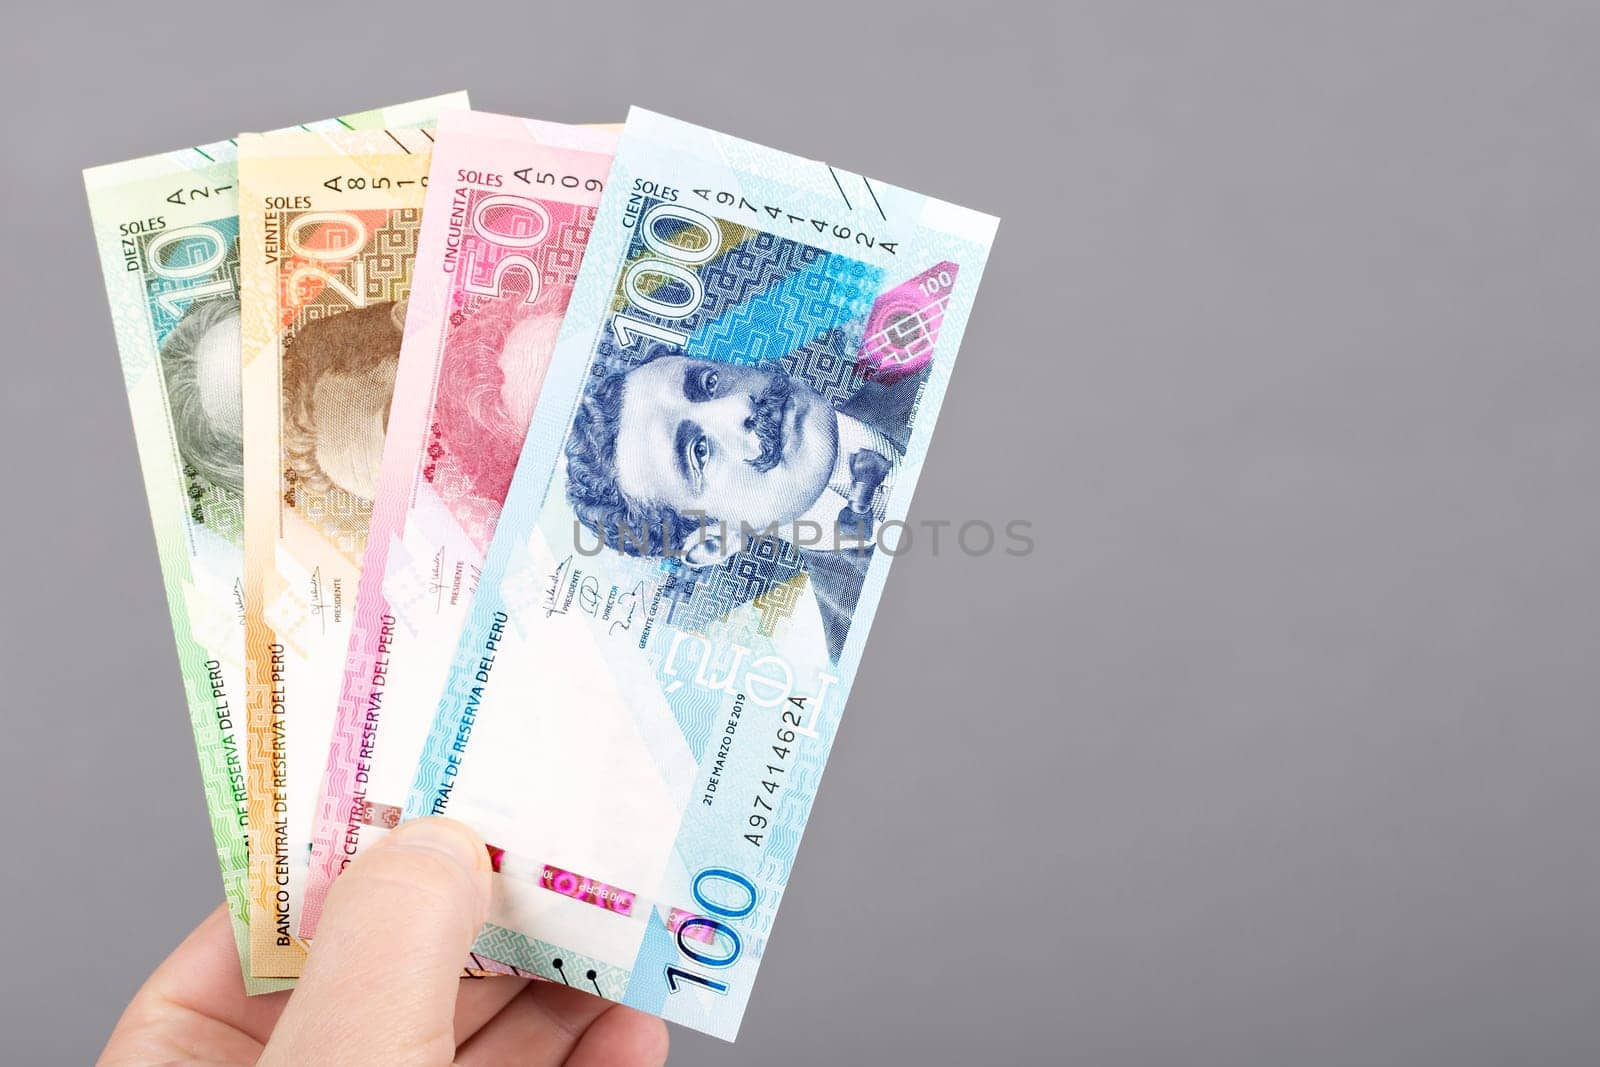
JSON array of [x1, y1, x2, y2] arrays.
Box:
[[612, 202, 722, 350], [663, 866, 757, 997]]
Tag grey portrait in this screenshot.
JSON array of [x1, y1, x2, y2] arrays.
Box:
[[160, 296, 244, 494]]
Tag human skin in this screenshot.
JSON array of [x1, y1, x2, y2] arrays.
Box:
[[98, 818, 670, 1066]]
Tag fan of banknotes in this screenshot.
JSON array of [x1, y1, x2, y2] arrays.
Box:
[[83, 93, 997, 1041]]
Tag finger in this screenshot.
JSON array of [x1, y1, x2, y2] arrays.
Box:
[[259, 817, 491, 1067], [453, 973, 531, 1043], [455, 982, 666, 1067], [565, 1007, 670, 1067], [454, 981, 609, 1065], [99, 905, 290, 1064]]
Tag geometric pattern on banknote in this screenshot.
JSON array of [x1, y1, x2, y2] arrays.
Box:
[[184, 573, 246, 662], [471, 922, 631, 1000], [661, 219, 879, 383], [187, 479, 245, 543], [265, 582, 321, 660], [532, 204, 595, 297], [856, 261, 958, 383], [666, 534, 806, 635], [425, 449, 502, 547], [750, 570, 809, 634], [316, 609, 380, 816], [591, 221, 818, 373], [377, 536, 449, 633], [499, 538, 551, 625], [777, 324, 874, 411], [279, 211, 421, 555], [693, 228, 820, 335], [683, 234, 877, 370], [289, 486, 375, 558], [451, 198, 594, 320], [363, 209, 423, 299]]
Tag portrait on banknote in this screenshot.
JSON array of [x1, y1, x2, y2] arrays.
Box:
[[562, 212, 952, 661], [403, 114, 996, 1039], [160, 296, 245, 496], [429, 296, 564, 551], [281, 298, 405, 503]]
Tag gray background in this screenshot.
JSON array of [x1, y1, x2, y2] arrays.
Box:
[[2, 1, 1597, 1063]]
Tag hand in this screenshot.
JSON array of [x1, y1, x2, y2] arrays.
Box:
[[100, 818, 670, 1066]]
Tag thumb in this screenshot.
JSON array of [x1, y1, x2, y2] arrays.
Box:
[[260, 817, 492, 1067]]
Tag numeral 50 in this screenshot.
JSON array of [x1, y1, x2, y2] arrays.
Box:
[[462, 194, 553, 306]]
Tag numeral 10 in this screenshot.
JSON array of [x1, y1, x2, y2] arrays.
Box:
[[146, 224, 232, 317]]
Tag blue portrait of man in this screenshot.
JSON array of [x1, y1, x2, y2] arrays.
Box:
[[564, 349, 928, 662]]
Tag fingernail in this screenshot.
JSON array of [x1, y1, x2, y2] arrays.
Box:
[[384, 817, 489, 875]]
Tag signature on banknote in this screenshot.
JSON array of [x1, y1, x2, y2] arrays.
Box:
[[306, 567, 334, 631]]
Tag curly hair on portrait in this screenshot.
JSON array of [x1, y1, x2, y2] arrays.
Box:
[[565, 361, 696, 555], [161, 296, 243, 494], [281, 300, 404, 498], [434, 296, 553, 505]]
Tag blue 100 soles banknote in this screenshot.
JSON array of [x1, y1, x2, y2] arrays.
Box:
[[404, 107, 998, 1040]]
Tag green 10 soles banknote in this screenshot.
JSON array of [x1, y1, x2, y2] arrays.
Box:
[[83, 92, 465, 991], [407, 108, 998, 1039]]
